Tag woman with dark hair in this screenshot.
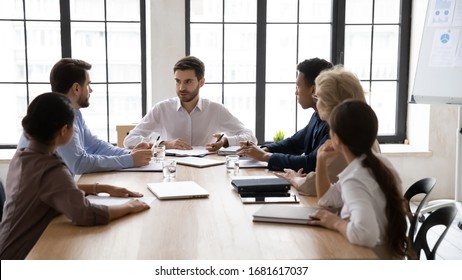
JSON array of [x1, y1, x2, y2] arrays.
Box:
[[308, 99, 412, 259], [0, 92, 150, 260]]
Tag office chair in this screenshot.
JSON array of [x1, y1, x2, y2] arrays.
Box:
[[413, 204, 458, 260], [0, 178, 5, 222], [404, 177, 436, 242]]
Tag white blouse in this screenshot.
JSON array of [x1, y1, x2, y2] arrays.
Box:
[[318, 154, 401, 247]]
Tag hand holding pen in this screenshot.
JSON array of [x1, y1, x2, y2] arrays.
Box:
[[205, 133, 225, 152], [236, 140, 271, 162]]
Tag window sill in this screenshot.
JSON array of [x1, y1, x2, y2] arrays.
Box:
[[0, 149, 16, 163], [380, 144, 432, 157]]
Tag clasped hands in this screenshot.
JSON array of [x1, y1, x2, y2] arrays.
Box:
[[160, 134, 228, 152]]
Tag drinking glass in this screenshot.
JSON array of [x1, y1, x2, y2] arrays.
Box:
[[162, 159, 177, 180], [152, 144, 166, 162], [226, 155, 240, 175]]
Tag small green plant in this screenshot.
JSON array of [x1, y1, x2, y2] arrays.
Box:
[[273, 130, 285, 143]]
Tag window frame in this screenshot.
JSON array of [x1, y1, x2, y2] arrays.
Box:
[[186, 0, 411, 144], [0, 0, 147, 148]]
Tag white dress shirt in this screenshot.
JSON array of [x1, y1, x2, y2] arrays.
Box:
[[318, 154, 401, 248], [124, 97, 256, 148]]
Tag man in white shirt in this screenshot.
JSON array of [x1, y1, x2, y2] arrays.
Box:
[[124, 56, 256, 151]]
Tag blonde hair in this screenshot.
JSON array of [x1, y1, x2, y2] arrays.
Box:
[[315, 66, 366, 117]]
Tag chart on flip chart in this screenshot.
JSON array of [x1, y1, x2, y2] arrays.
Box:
[[412, 0, 462, 104]]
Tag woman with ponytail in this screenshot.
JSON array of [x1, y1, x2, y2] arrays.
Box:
[[308, 99, 412, 259]]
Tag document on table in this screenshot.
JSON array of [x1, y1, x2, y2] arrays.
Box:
[[165, 146, 213, 157], [86, 195, 156, 206], [117, 161, 163, 172]]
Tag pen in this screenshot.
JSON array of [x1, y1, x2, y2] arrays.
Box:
[[153, 135, 161, 148], [216, 133, 224, 143]]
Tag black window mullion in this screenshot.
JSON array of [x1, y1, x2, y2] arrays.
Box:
[[294, 0, 300, 134], [255, 0, 267, 144], [221, 0, 225, 104], [396, 0, 412, 142], [59, 0, 71, 57], [331, 0, 345, 64], [22, 0, 30, 105], [140, 0, 147, 117], [185, 0, 191, 55]]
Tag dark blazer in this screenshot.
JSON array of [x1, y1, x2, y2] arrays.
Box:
[[264, 112, 329, 173]]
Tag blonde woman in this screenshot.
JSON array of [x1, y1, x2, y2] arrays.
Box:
[[309, 100, 411, 259], [276, 66, 380, 195]]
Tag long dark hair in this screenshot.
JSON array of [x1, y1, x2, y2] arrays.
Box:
[[329, 100, 411, 258], [22, 92, 75, 145]]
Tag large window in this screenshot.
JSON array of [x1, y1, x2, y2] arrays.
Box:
[[0, 0, 146, 147], [187, 0, 411, 143]]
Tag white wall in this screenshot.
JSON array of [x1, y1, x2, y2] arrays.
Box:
[[149, 0, 185, 106], [385, 0, 458, 200]]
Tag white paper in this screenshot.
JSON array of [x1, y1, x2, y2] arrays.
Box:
[[117, 161, 163, 172], [429, 28, 460, 67], [86, 195, 156, 206], [428, 0, 456, 26], [165, 146, 212, 157]]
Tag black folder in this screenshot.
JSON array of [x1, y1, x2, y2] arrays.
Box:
[[231, 177, 291, 193]]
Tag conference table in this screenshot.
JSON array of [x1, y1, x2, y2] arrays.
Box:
[[26, 155, 377, 260]]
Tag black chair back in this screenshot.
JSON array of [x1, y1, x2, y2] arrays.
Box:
[[413, 205, 458, 260], [404, 177, 436, 242]]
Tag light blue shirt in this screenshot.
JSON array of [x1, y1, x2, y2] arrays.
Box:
[[18, 110, 133, 175]]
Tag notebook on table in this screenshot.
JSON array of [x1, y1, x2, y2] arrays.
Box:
[[240, 192, 299, 204], [147, 181, 210, 200], [231, 176, 291, 193], [252, 205, 320, 224], [238, 157, 268, 168], [217, 146, 239, 156], [175, 157, 225, 168], [165, 147, 213, 157], [117, 161, 162, 172]]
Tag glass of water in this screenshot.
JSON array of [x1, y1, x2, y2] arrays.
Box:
[[152, 144, 166, 162], [162, 159, 177, 180], [226, 155, 239, 175]]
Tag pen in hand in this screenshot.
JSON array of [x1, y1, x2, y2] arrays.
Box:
[[151, 135, 161, 151], [215, 133, 224, 143]]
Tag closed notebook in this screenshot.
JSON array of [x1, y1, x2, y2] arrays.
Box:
[[252, 205, 320, 224], [231, 176, 291, 193], [147, 181, 210, 200], [217, 146, 239, 156], [175, 157, 225, 168], [238, 157, 268, 168], [117, 161, 162, 172]]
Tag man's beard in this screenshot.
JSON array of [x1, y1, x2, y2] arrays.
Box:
[[178, 86, 199, 103], [78, 95, 90, 108]]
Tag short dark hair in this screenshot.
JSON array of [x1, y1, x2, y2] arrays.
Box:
[[50, 58, 92, 94], [173, 56, 205, 80], [297, 58, 333, 86], [22, 92, 75, 145]]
